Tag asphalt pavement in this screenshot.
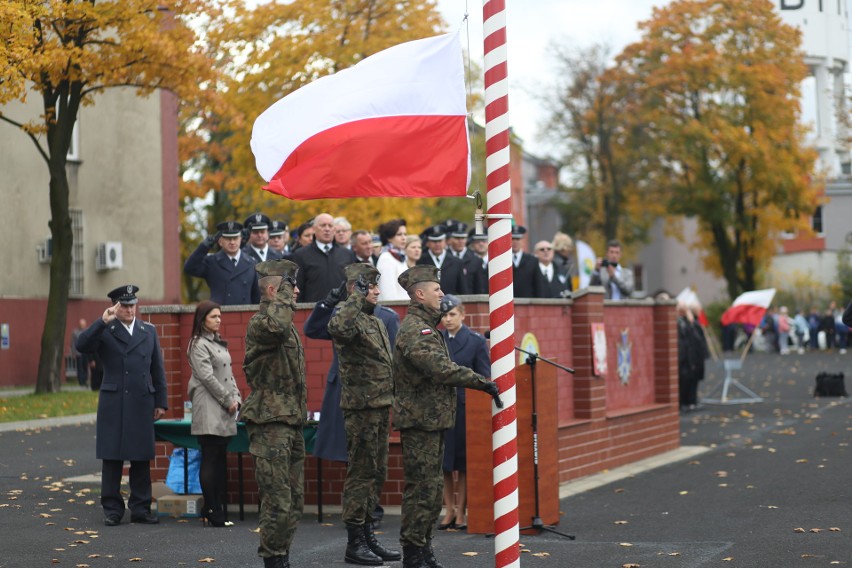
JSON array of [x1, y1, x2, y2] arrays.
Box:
[[0, 351, 849, 567]]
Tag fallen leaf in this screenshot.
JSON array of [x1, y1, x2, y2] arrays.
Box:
[[198, 558, 216, 563], [793, 528, 806, 533], [668, 552, 681, 556], [531, 552, 550, 557], [129, 558, 142, 562], [619, 542, 633, 547], [462, 552, 478, 556], [678, 491, 689, 495], [723, 557, 734, 561], [87, 555, 100, 559], [796, 459, 808, 464], [614, 520, 628, 525], [801, 554, 821, 558], [829, 527, 841, 532], [623, 564, 641, 568], [76, 565, 90, 568], [713, 471, 729, 478], [809, 528, 823, 533]]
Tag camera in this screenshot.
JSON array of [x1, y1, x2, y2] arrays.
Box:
[[601, 259, 618, 268]]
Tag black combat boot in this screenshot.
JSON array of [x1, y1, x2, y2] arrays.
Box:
[[345, 523, 383, 566], [402, 544, 428, 568], [263, 554, 289, 568], [423, 540, 445, 568], [363, 523, 402, 561]]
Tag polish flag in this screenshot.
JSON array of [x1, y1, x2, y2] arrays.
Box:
[[676, 287, 709, 327], [720, 288, 776, 328], [251, 33, 469, 200]]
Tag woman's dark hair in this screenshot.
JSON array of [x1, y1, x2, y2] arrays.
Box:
[[189, 300, 221, 352], [377, 218, 407, 245]]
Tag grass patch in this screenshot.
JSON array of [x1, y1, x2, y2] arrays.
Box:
[[0, 390, 99, 423]]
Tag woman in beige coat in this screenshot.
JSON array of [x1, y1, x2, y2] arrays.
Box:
[[188, 301, 241, 527]]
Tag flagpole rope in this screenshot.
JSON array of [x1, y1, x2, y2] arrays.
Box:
[[482, 1, 520, 567]]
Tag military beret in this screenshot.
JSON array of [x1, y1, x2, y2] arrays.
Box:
[[244, 213, 271, 231], [421, 224, 448, 241], [268, 220, 288, 236], [256, 258, 299, 282], [398, 265, 441, 291], [511, 225, 528, 239], [467, 227, 487, 242], [344, 262, 380, 285], [216, 220, 243, 237], [108, 284, 139, 305]]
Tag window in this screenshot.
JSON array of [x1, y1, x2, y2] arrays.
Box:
[[69, 209, 84, 298], [812, 206, 823, 235], [67, 120, 80, 162]]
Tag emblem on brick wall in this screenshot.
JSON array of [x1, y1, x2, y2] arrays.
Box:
[[617, 328, 632, 385]]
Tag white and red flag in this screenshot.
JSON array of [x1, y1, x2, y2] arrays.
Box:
[[251, 32, 469, 200], [720, 288, 776, 328]]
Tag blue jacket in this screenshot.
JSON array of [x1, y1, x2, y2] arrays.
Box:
[[305, 301, 399, 462], [76, 318, 168, 461], [184, 244, 260, 305]]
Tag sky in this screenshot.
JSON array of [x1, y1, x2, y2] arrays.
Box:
[[435, 0, 669, 157]]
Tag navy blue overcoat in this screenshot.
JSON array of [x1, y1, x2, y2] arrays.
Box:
[[76, 318, 168, 461], [184, 245, 260, 305]]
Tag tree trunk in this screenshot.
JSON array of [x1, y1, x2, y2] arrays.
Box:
[[35, 160, 73, 394]]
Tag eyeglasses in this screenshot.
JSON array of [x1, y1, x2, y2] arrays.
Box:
[[536, 247, 552, 252]]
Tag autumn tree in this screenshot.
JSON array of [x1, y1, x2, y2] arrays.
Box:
[[612, 0, 821, 300], [541, 42, 657, 250], [0, 0, 220, 393], [180, 0, 487, 300]]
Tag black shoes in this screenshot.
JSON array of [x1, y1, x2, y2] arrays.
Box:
[[436, 515, 455, 530], [263, 554, 290, 568], [363, 523, 401, 561], [344, 524, 383, 566], [130, 512, 159, 524], [103, 515, 121, 527]]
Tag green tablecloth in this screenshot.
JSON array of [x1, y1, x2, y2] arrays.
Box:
[[154, 418, 317, 453]]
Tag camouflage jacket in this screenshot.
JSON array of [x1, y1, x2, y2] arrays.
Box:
[[327, 292, 394, 410], [241, 289, 307, 426], [393, 302, 490, 431]]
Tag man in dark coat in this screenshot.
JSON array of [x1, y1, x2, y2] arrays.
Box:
[[393, 265, 500, 568], [243, 213, 285, 263], [184, 221, 260, 305], [534, 240, 571, 298], [416, 224, 469, 295], [445, 221, 485, 295], [511, 225, 544, 298], [466, 228, 489, 295], [293, 212, 357, 302], [76, 285, 168, 526]]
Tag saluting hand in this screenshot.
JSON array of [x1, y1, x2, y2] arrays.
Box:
[[102, 302, 120, 324]]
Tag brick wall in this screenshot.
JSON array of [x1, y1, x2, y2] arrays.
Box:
[[142, 290, 679, 508]]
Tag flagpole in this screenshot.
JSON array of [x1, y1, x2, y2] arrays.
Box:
[[482, 1, 520, 567]]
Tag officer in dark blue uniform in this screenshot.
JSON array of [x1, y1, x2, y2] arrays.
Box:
[[76, 285, 168, 526], [243, 213, 285, 263], [184, 221, 260, 305]]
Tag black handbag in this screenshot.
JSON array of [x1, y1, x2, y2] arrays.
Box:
[[814, 372, 848, 397]]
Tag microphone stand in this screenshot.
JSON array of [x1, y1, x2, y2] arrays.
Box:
[[515, 346, 576, 540]]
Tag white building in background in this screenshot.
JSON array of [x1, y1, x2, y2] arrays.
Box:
[[632, 0, 852, 306]]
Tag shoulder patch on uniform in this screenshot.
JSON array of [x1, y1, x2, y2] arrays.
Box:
[[420, 328, 433, 335]]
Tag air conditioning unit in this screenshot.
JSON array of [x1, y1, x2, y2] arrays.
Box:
[[96, 241, 123, 271], [36, 238, 52, 264]]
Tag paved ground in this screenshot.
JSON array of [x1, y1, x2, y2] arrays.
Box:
[[0, 351, 849, 567]]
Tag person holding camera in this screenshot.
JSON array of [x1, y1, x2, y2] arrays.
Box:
[[590, 239, 634, 300]]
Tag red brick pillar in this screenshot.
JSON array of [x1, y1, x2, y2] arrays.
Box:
[[652, 301, 678, 405], [571, 288, 606, 420]]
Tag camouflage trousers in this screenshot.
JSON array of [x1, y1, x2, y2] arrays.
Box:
[[399, 429, 444, 547], [342, 407, 390, 525], [246, 422, 305, 558]]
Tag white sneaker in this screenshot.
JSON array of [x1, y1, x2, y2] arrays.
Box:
[[840, 349, 847, 355]]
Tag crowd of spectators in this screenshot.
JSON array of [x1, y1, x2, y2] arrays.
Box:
[[184, 212, 594, 306]]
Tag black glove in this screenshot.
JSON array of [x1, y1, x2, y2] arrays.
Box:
[[353, 275, 370, 296], [323, 281, 347, 307], [483, 381, 504, 408], [203, 231, 222, 248]]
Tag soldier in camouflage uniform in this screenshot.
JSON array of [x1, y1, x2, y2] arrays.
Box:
[[393, 265, 502, 568], [327, 263, 401, 566], [241, 259, 306, 568]]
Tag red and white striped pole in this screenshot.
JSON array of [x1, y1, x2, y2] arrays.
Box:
[[483, 1, 520, 567]]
